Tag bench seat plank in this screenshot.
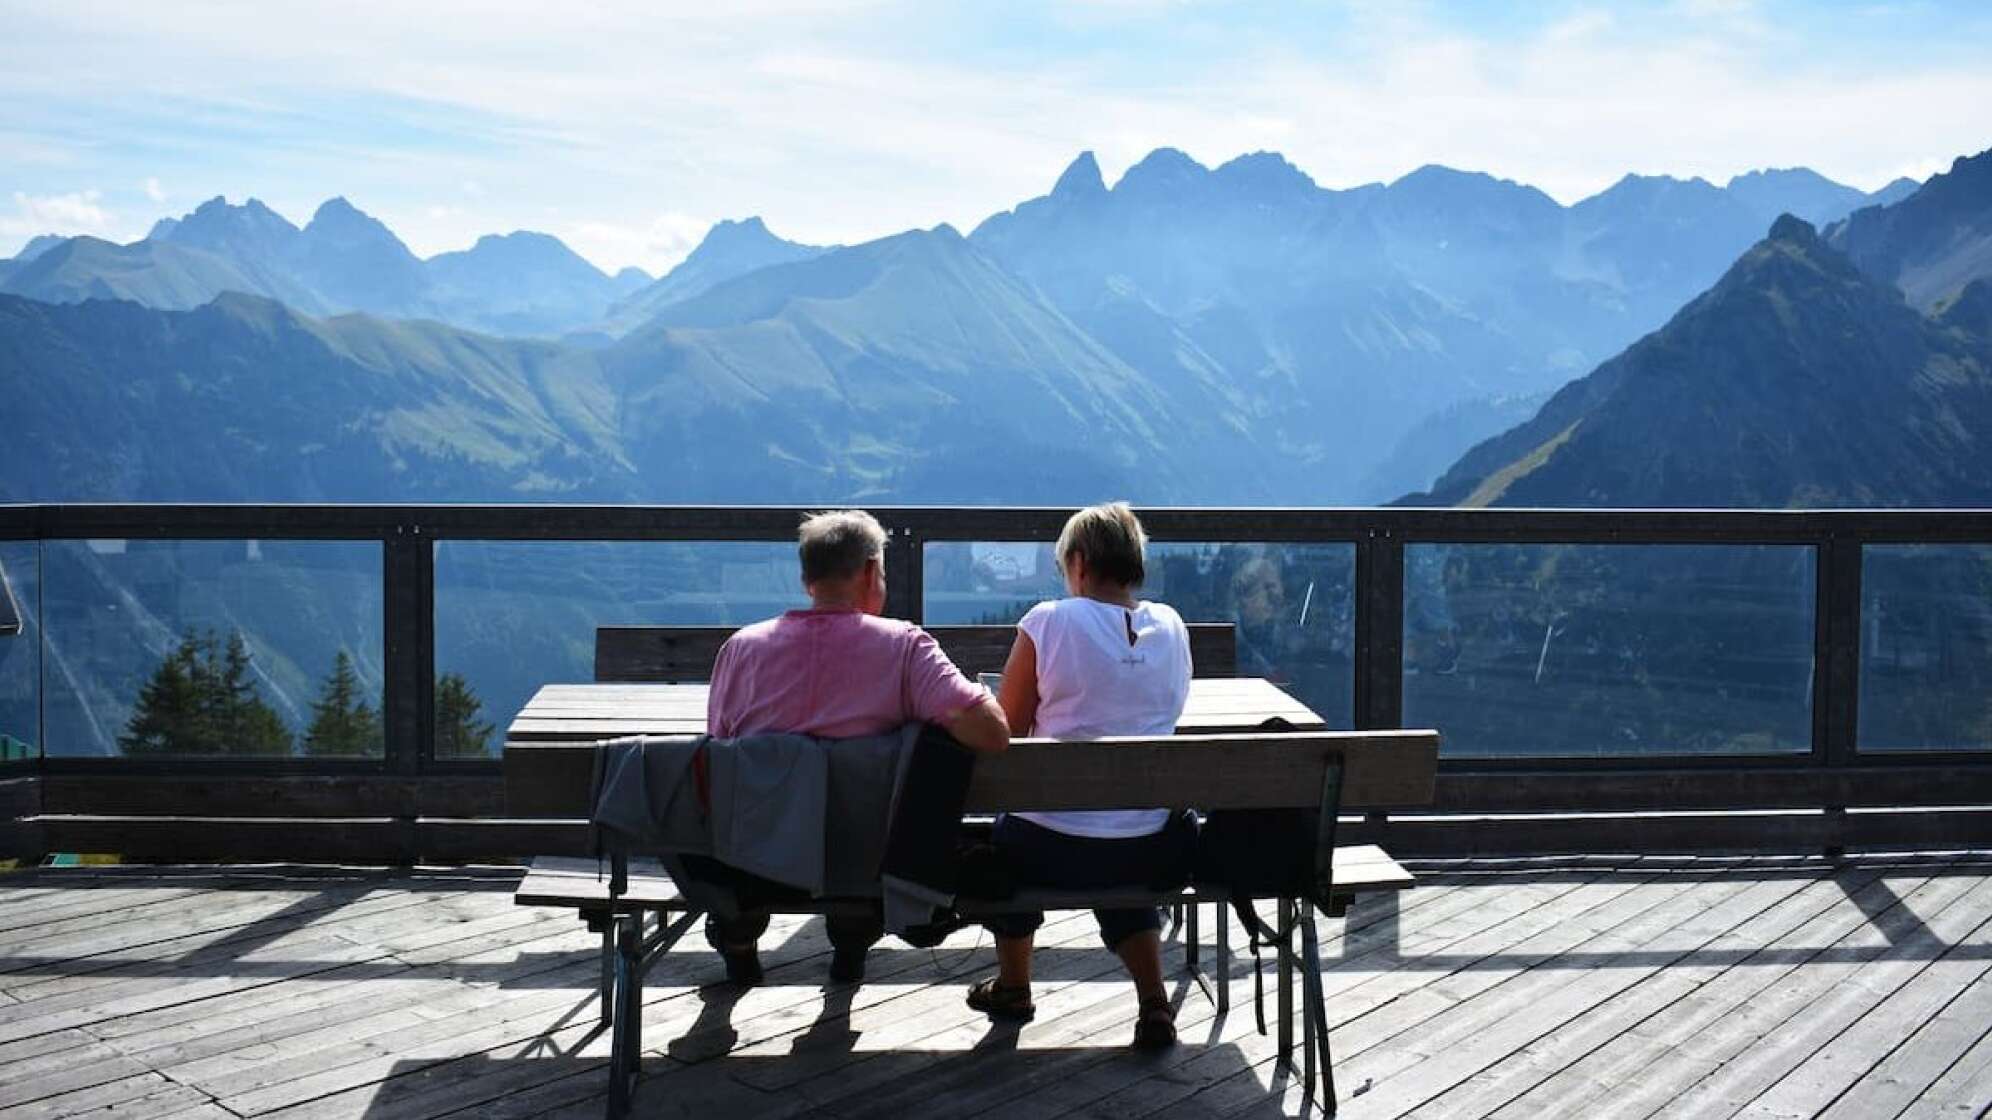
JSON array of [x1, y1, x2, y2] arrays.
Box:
[[513, 845, 1415, 914]]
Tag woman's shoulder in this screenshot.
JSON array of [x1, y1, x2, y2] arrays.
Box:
[[1138, 599, 1188, 628]]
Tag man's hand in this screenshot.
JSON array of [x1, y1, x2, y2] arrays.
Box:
[[943, 694, 1010, 753]]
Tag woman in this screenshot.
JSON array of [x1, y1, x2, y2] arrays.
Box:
[[968, 502, 1194, 1048]]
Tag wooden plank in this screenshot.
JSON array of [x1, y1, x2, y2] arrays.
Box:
[[1643, 871, 1992, 1119], [965, 731, 1436, 812], [822, 864, 1649, 1119], [37, 816, 416, 864], [1485, 867, 1980, 1120], [510, 676, 1316, 740], [1446, 862, 1920, 1120], [792, 876, 1496, 1119], [1435, 766, 1992, 813], [1110, 863, 1688, 1119], [1370, 809, 1992, 858], [1817, 961, 1992, 1118], [1895, 1009, 1992, 1119], [594, 623, 1238, 683], [1420, 864, 1903, 1119], [1333, 870, 1828, 1118], [504, 729, 1438, 819], [1734, 902, 1992, 1118], [514, 855, 685, 909], [38, 776, 504, 820]]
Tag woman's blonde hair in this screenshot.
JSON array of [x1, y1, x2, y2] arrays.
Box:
[[1054, 502, 1147, 588]]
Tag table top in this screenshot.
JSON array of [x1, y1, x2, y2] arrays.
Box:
[[505, 676, 1326, 743]]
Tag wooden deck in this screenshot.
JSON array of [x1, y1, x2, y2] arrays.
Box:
[[1, 855, 1990, 1119]]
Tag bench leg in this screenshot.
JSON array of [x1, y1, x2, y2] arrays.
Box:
[[1277, 898, 1295, 1074], [1300, 908, 1337, 1114], [1186, 901, 1200, 970], [1217, 901, 1230, 1015], [598, 922, 615, 1028], [607, 914, 643, 1119]]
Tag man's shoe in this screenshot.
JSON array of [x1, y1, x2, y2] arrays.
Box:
[[719, 943, 763, 986], [829, 947, 867, 984]]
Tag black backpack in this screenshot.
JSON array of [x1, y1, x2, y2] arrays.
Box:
[[1190, 717, 1344, 1035]]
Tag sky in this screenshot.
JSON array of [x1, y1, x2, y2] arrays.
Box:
[[2, 0, 1989, 275]]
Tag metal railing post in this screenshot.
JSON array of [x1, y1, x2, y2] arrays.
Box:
[[381, 527, 435, 778], [1817, 535, 1863, 858], [1353, 530, 1404, 732], [884, 526, 925, 624]]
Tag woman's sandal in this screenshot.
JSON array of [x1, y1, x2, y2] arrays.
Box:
[[966, 977, 1036, 1022], [1133, 996, 1178, 1050]]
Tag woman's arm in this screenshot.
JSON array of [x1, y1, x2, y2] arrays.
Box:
[[997, 630, 1040, 736]]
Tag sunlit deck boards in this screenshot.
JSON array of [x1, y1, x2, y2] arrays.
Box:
[[0, 856, 1989, 1119]]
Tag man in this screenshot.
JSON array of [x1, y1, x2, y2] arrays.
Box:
[[702, 509, 1009, 984]]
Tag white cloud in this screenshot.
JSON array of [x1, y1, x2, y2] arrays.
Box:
[[0, 1, 1987, 261], [142, 176, 165, 202], [562, 212, 711, 275], [0, 189, 122, 252]]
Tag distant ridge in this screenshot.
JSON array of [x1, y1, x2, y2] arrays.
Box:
[[603, 217, 829, 331], [1404, 205, 1992, 509], [1828, 147, 1992, 308]]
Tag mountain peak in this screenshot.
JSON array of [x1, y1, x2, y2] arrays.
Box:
[[1051, 151, 1106, 199], [697, 216, 783, 253], [1767, 213, 1820, 246], [1116, 147, 1208, 192], [1213, 151, 1316, 195], [309, 196, 367, 224], [1726, 167, 1832, 191], [13, 234, 66, 262]]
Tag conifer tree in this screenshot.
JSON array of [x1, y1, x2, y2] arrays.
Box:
[[119, 635, 205, 755], [303, 650, 381, 757], [434, 672, 494, 758], [120, 628, 293, 756]]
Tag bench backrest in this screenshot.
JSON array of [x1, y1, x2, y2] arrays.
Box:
[[594, 622, 1238, 683], [504, 729, 1439, 819]]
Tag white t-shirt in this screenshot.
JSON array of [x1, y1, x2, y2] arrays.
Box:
[[1011, 596, 1193, 839]]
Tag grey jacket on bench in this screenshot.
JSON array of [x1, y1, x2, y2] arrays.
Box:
[[590, 726, 936, 927]]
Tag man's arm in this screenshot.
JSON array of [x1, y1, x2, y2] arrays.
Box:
[[941, 693, 1010, 754], [903, 628, 1008, 753]]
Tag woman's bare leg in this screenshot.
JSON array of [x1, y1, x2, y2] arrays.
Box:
[[996, 933, 1035, 988], [1116, 929, 1167, 1002]]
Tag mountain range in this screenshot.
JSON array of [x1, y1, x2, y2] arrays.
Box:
[[0, 149, 1977, 508], [0, 197, 657, 339], [1407, 150, 1992, 507]]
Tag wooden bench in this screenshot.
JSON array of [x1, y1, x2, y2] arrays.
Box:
[[506, 727, 1439, 1117], [594, 622, 1238, 682]]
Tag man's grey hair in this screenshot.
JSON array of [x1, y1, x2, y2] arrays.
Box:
[[798, 509, 887, 584]]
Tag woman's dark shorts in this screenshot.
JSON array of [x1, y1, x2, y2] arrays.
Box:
[[983, 812, 1196, 951]]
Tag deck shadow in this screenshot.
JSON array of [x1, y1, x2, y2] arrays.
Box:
[[355, 1038, 1287, 1119]]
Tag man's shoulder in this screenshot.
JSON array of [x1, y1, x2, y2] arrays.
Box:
[[722, 616, 787, 649]]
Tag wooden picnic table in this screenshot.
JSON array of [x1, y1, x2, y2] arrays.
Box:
[[504, 676, 1328, 744]]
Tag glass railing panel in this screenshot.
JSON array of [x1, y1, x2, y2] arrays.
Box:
[[1858, 544, 1992, 751], [432, 540, 805, 758], [922, 540, 1357, 729], [0, 543, 40, 762], [1402, 543, 1816, 757], [40, 539, 384, 758]]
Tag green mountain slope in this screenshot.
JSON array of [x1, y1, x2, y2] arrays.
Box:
[[0, 292, 634, 502], [608, 226, 1262, 502], [0, 226, 1275, 504], [1407, 216, 1992, 508]]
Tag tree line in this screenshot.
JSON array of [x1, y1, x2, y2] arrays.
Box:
[[119, 629, 494, 757]]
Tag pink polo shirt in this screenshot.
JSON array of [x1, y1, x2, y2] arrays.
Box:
[[707, 607, 987, 740]]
